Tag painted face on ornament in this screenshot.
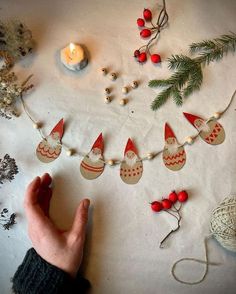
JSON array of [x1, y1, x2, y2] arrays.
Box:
[[194, 119, 210, 132], [52, 132, 60, 141], [166, 137, 176, 145], [126, 151, 136, 159], [194, 119, 205, 129], [92, 148, 101, 156]]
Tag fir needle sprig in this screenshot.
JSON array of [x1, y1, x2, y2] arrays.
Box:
[[149, 33, 236, 110]]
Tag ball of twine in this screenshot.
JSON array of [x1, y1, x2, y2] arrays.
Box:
[[210, 195, 236, 252]]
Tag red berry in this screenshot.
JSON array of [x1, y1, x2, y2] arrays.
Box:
[[161, 199, 172, 210], [178, 190, 188, 202], [134, 50, 140, 58], [140, 29, 151, 38], [151, 201, 163, 212], [151, 54, 161, 63], [143, 8, 152, 21], [138, 52, 147, 63], [137, 18, 145, 27], [168, 191, 178, 203]]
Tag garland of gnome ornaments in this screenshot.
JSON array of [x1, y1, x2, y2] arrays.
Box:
[[31, 89, 236, 185]]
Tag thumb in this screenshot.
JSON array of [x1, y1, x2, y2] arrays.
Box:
[[71, 199, 90, 237]]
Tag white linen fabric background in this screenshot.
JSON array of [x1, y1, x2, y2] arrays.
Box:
[[0, 0, 236, 293]]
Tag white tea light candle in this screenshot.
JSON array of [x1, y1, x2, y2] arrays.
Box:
[[60, 43, 88, 71]]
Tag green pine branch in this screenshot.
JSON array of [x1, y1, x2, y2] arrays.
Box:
[[149, 32, 236, 111]]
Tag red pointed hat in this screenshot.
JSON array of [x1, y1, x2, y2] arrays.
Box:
[[92, 133, 104, 152], [183, 112, 204, 127], [165, 123, 176, 141], [124, 138, 138, 156], [50, 118, 64, 138]]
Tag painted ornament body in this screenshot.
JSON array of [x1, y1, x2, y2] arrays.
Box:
[[36, 136, 62, 163], [120, 139, 143, 184], [198, 119, 225, 145], [80, 153, 105, 180], [36, 119, 64, 163], [80, 133, 105, 180], [162, 123, 186, 171]]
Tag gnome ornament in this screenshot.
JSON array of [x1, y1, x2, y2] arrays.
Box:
[[80, 133, 105, 180], [120, 138, 143, 185], [162, 123, 186, 171], [183, 112, 225, 145], [36, 119, 64, 163]]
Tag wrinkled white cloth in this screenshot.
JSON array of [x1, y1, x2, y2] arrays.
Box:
[[0, 0, 236, 293]]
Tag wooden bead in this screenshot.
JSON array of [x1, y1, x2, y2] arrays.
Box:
[[147, 153, 153, 160], [104, 96, 111, 104], [66, 149, 73, 156], [213, 112, 221, 119], [185, 136, 194, 145], [119, 98, 127, 106], [131, 81, 138, 89], [109, 73, 117, 81], [108, 159, 114, 166], [101, 68, 107, 75], [122, 87, 128, 94], [33, 122, 40, 129], [104, 88, 110, 95]]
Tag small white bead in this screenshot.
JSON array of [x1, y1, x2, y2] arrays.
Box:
[[66, 149, 73, 156], [108, 159, 114, 166], [131, 81, 138, 89], [185, 136, 194, 145], [33, 122, 40, 129], [6, 99, 12, 105], [104, 88, 110, 95], [101, 68, 107, 75], [109, 73, 117, 81], [122, 87, 128, 94], [147, 153, 153, 160], [213, 112, 221, 119], [119, 98, 127, 106], [104, 96, 111, 104]]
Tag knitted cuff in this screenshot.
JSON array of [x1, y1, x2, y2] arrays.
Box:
[[12, 248, 90, 294]]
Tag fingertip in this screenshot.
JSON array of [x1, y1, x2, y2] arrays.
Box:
[[41, 173, 52, 187], [83, 199, 90, 210]]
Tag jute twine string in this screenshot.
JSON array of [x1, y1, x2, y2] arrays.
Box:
[[171, 195, 236, 285]]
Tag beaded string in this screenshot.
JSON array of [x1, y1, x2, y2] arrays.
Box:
[[20, 88, 236, 164]]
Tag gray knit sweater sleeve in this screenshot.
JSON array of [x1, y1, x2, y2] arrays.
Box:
[[12, 248, 90, 294]]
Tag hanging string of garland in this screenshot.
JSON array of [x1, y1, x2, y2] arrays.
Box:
[[19, 88, 236, 186], [149, 33, 236, 110]]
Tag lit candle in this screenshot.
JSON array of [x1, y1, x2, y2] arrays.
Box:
[[60, 42, 88, 71]]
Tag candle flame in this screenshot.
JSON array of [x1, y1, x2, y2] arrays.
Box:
[[69, 43, 76, 53]]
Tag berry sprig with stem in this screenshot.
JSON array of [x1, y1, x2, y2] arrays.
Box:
[[150, 190, 188, 248], [134, 0, 168, 64]]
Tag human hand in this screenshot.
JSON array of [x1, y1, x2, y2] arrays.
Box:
[[24, 173, 90, 278]]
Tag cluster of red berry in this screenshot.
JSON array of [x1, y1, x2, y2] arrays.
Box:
[[150, 190, 188, 248], [151, 190, 188, 212], [134, 5, 168, 64]]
